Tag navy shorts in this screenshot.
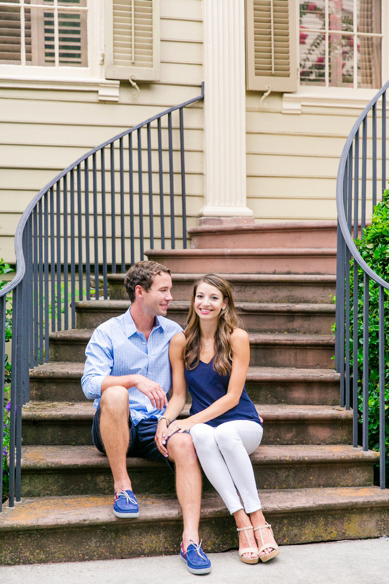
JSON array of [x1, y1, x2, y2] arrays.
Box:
[[92, 405, 172, 469]]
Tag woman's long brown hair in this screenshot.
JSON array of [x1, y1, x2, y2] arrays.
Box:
[[184, 274, 239, 375]]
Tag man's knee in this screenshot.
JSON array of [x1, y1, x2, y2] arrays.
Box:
[[100, 385, 129, 418], [168, 433, 197, 463]]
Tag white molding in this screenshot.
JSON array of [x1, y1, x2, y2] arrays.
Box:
[[282, 90, 382, 114], [198, 204, 254, 218], [0, 77, 120, 101]]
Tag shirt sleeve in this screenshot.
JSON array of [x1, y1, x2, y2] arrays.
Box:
[[81, 327, 114, 400]]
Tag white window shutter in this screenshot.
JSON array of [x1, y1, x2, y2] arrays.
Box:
[[105, 0, 160, 82], [246, 0, 298, 92]]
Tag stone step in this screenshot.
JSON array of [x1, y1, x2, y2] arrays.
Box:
[[189, 221, 338, 250], [22, 402, 352, 446], [48, 330, 335, 369], [19, 444, 377, 498], [146, 248, 337, 275], [28, 363, 340, 405], [75, 300, 335, 335], [108, 273, 337, 304], [1, 487, 389, 564]]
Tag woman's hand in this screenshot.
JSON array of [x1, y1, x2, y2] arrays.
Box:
[[155, 418, 169, 457], [166, 418, 195, 436]]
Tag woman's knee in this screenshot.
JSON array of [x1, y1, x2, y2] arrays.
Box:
[[214, 424, 239, 452], [190, 424, 215, 450]]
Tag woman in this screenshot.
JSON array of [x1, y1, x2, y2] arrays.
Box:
[[156, 274, 279, 564]]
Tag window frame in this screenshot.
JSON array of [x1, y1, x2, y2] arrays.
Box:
[[0, 0, 103, 81]]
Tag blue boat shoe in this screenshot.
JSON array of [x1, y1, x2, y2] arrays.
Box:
[[113, 489, 139, 518], [180, 540, 212, 575]]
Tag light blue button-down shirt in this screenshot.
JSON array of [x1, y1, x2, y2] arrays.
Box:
[[81, 308, 182, 425]]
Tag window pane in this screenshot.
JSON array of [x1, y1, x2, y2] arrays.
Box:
[[58, 10, 87, 67], [299, 1, 325, 30], [0, 5, 21, 64], [25, 1, 54, 5], [358, 35, 381, 88], [328, 0, 353, 33], [358, 0, 381, 34], [329, 34, 354, 87], [300, 31, 326, 85], [58, 0, 87, 6]]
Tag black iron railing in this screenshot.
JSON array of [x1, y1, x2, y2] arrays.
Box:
[[0, 86, 204, 510], [336, 80, 389, 489]]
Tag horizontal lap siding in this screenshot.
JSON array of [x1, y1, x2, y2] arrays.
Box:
[[245, 93, 376, 222], [0, 0, 204, 263]]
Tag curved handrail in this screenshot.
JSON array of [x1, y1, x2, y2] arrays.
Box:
[[0, 85, 204, 298], [336, 79, 389, 290]]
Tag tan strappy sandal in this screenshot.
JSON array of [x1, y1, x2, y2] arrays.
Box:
[[253, 522, 280, 562], [236, 526, 259, 564]]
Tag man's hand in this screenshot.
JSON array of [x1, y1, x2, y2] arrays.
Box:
[[133, 375, 168, 410], [155, 418, 169, 457]]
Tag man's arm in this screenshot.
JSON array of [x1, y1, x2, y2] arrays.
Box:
[[82, 327, 167, 409]]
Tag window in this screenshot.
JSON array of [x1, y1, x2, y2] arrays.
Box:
[[299, 1, 382, 89], [0, 0, 88, 68]]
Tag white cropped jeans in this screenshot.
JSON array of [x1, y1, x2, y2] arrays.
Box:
[[190, 420, 264, 515]]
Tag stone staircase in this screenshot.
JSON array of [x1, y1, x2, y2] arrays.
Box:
[[1, 221, 389, 566]]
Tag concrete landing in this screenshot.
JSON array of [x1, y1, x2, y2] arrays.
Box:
[[0, 538, 388, 584]]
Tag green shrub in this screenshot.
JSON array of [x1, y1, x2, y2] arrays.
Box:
[[350, 187, 389, 461]]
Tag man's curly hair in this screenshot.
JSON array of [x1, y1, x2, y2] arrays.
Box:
[[124, 261, 171, 302]]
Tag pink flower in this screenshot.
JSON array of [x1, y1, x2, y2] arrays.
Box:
[[307, 2, 316, 11], [300, 32, 308, 44]]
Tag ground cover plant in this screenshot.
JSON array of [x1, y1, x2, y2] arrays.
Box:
[[0, 258, 12, 501]]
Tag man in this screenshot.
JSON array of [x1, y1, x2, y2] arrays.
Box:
[[82, 261, 211, 575]]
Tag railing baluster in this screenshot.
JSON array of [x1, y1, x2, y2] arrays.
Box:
[[179, 108, 187, 248], [345, 246, 351, 410], [50, 187, 56, 334], [33, 207, 38, 364], [44, 193, 50, 362], [63, 176, 69, 330], [8, 286, 19, 507], [38, 200, 44, 364], [101, 148, 108, 298], [382, 91, 386, 193], [158, 118, 165, 249], [84, 159, 91, 300], [379, 287, 386, 488], [93, 153, 99, 301], [353, 130, 359, 239], [361, 118, 367, 230], [129, 134, 135, 265], [26, 216, 34, 367], [147, 123, 154, 250], [372, 103, 377, 208], [120, 137, 126, 271], [352, 260, 359, 447], [0, 296, 5, 511], [110, 143, 116, 273], [138, 128, 144, 260], [56, 182, 62, 332], [77, 165, 83, 301], [362, 273, 369, 451], [70, 170, 76, 328], [168, 112, 175, 248]]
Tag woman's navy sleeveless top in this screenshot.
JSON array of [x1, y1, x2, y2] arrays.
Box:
[[185, 358, 262, 428]]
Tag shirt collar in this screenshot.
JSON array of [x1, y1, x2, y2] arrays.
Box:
[[123, 308, 165, 338]]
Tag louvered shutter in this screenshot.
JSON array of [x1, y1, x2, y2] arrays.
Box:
[[246, 0, 297, 92], [105, 0, 160, 81]]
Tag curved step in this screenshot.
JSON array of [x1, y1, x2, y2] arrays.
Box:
[[1, 487, 389, 564], [75, 299, 335, 334], [108, 272, 337, 303], [19, 444, 377, 497]]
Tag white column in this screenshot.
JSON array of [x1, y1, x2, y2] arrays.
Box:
[[200, 0, 253, 220]]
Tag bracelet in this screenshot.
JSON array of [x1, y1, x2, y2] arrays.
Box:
[[159, 416, 171, 427]]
